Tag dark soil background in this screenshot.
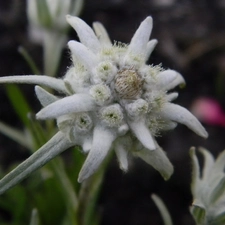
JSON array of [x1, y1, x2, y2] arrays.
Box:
[[1, 0, 225, 225]]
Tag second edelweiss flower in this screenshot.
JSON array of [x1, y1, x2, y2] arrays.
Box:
[[0, 16, 208, 194]]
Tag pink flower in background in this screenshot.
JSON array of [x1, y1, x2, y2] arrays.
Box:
[[191, 97, 225, 126]]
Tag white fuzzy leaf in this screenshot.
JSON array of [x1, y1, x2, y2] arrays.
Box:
[[36, 94, 96, 119], [0, 75, 67, 93], [133, 145, 173, 180], [78, 126, 116, 182], [66, 15, 101, 53], [68, 40, 98, 70], [160, 103, 208, 138], [128, 118, 156, 150], [127, 16, 153, 57], [145, 39, 158, 60], [0, 132, 73, 195], [92, 22, 112, 46], [35, 85, 58, 107], [114, 137, 131, 172]]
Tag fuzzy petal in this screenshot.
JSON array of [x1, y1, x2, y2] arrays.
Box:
[[127, 16, 153, 57], [165, 92, 179, 102], [68, 40, 98, 70], [161, 121, 177, 131], [133, 145, 174, 180], [36, 94, 96, 119], [214, 150, 225, 174], [81, 134, 93, 153], [78, 126, 116, 182], [0, 75, 67, 93], [198, 147, 215, 180], [160, 103, 208, 138], [163, 72, 186, 91], [92, 22, 112, 46], [66, 15, 101, 53], [145, 39, 158, 60], [128, 119, 156, 150], [114, 137, 131, 172], [190, 147, 201, 195], [35, 86, 58, 107], [157, 70, 179, 89], [0, 132, 73, 195]]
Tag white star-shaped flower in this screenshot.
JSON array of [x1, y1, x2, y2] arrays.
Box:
[[0, 16, 208, 194]]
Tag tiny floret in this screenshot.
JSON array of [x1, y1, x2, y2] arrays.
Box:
[[125, 99, 149, 118], [89, 84, 111, 105], [0, 16, 208, 194], [93, 61, 117, 84], [100, 104, 124, 127]]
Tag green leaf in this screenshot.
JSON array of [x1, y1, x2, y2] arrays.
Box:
[[151, 194, 173, 225], [0, 183, 30, 225], [49, 157, 79, 224], [77, 151, 113, 225], [0, 121, 32, 149], [5, 84, 32, 128], [18, 46, 41, 75], [27, 113, 50, 150]]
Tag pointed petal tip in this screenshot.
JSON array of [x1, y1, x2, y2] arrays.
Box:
[[149, 39, 158, 46], [77, 169, 91, 183], [77, 175, 84, 183], [201, 130, 208, 139], [163, 168, 174, 180], [145, 16, 153, 24], [34, 85, 40, 92], [190, 146, 196, 153], [193, 124, 208, 139], [67, 40, 75, 49], [120, 166, 128, 173], [36, 111, 45, 120], [143, 16, 153, 30], [160, 103, 208, 139]]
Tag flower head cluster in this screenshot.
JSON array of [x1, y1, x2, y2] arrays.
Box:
[[0, 16, 208, 194], [190, 148, 225, 225]]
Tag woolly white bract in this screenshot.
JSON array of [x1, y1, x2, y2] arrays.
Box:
[[190, 148, 225, 225], [0, 16, 208, 194]]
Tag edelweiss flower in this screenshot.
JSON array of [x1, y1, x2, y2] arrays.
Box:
[[0, 16, 208, 194], [190, 148, 225, 225]]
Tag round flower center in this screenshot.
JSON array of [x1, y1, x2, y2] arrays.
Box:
[[114, 69, 143, 99]]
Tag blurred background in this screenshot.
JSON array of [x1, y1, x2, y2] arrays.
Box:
[[0, 0, 225, 225]]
